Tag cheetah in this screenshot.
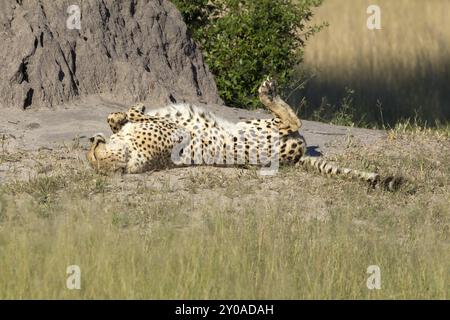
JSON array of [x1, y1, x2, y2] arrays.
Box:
[[87, 78, 403, 191]]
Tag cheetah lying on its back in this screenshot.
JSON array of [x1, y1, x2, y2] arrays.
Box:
[[87, 79, 402, 191]]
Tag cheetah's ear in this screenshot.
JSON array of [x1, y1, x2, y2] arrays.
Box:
[[89, 133, 106, 144]]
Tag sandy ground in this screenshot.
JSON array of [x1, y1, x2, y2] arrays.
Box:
[[0, 95, 385, 153]]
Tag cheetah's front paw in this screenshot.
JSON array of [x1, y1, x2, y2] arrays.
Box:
[[129, 102, 146, 114], [126, 103, 147, 122], [107, 112, 128, 134]]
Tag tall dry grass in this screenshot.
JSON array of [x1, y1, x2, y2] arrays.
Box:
[[1, 176, 449, 299], [291, 0, 450, 126]]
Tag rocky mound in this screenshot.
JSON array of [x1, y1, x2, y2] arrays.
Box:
[[0, 0, 221, 109]]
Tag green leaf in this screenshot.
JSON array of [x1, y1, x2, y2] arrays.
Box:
[[172, 0, 324, 109]]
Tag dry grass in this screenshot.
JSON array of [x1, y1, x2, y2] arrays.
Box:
[[0, 129, 449, 299], [290, 0, 450, 126]]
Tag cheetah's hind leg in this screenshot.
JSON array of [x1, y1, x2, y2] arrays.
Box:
[[258, 77, 301, 132]]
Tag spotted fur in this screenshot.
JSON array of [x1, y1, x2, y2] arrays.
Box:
[[87, 79, 402, 191]]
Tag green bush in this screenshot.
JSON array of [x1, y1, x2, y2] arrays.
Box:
[[173, 0, 323, 108]]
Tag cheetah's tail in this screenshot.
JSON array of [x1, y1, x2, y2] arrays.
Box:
[[297, 156, 404, 192]]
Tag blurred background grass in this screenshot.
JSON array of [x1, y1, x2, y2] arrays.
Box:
[[289, 0, 450, 127]]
